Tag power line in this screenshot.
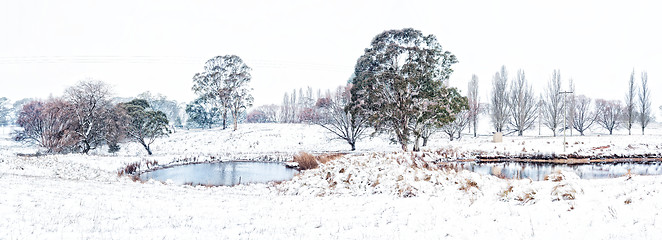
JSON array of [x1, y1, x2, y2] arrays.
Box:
[[0, 56, 354, 72]]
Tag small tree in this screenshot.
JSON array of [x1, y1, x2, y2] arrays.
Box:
[[122, 99, 170, 155], [572, 95, 596, 136], [638, 71, 652, 135], [441, 110, 470, 141], [595, 99, 622, 135], [256, 104, 280, 123], [0, 97, 10, 126], [246, 109, 269, 123], [316, 85, 368, 151]]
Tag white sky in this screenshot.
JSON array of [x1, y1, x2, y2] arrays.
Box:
[[1, 0, 661, 115]]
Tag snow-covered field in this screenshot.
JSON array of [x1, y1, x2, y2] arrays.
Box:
[[2, 123, 662, 239]]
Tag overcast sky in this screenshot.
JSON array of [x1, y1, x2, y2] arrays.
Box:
[[1, 0, 660, 115]]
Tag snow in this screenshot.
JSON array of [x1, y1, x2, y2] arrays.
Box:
[[2, 123, 662, 239]]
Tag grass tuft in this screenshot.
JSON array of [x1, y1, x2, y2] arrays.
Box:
[[117, 161, 141, 177], [293, 152, 344, 170]]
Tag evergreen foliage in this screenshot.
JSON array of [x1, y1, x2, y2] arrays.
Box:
[[122, 99, 170, 155], [349, 28, 467, 151]]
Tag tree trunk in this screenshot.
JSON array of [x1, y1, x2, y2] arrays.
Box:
[[422, 137, 428, 147], [350, 142, 356, 151], [233, 112, 238, 131], [82, 141, 91, 154], [222, 111, 227, 130], [413, 135, 420, 152], [140, 141, 152, 155], [473, 118, 477, 137]]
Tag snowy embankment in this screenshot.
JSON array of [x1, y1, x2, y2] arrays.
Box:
[[2, 124, 662, 239]]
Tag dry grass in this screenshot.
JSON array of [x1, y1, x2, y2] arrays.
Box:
[[183, 182, 217, 188], [544, 171, 565, 182], [293, 152, 318, 170], [552, 184, 577, 200], [293, 152, 343, 170], [117, 162, 141, 177], [516, 190, 536, 203], [499, 185, 514, 198], [146, 160, 159, 168], [459, 179, 479, 192]]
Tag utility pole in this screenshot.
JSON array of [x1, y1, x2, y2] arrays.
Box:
[[559, 91, 573, 152]]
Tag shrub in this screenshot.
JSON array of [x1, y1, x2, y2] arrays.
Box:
[[293, 152, 343, 170], [293, 152, 318, 170], [108, 143, 121, 153], [117, 162, 141, 176]]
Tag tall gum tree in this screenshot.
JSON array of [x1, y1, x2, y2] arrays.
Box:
[[192, 55, 253, 130], [349, 28, 466, 152]]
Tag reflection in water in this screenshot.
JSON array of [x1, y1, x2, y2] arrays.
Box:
[[140, 161, 299, 186], [458, 161, 662, 180]]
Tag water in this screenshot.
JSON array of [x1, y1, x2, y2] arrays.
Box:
[[139, 161, 299, 186], [457, 161, 662, 180]]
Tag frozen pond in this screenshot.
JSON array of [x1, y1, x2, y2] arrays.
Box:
[[140, 161, 299, 186], [457, 161, 662, 180]]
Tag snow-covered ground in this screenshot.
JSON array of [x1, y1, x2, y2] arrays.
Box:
[[1, 123, 662, 239]]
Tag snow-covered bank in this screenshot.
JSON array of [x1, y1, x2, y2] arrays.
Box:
[[2, 123, 662, 239], [2, 159, 661, 239]]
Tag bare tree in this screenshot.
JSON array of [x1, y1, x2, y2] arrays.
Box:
[[251, 104, 280, 123], [572, 95, 596, 136], [467, 74, 480, 137], [64, 80, 114, 154], [316, 85, 368, 151], [280, 92, 292, 123], [490, 66, 508, 133], [0, 97, 9, 126], [15, 99, 78, 153], [624, 70, 636, 135], [595, 99, 622, 135], [541, 70, 564, 136], [638, 71, 652, 135], [567, 78, 576, 136], [508, 69, 537, 136], [441, 110, 470, 141]]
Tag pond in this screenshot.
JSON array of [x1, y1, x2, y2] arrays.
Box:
[[139, 161, 299, 186], [456, 161, 662, 180]]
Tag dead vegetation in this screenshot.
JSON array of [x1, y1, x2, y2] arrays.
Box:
[[515, 189, 536, 203], [499, 185, 514, 199], [459, 179, 479, 192], [292, 152, 344, 170], [117, 161, 141, 177]]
